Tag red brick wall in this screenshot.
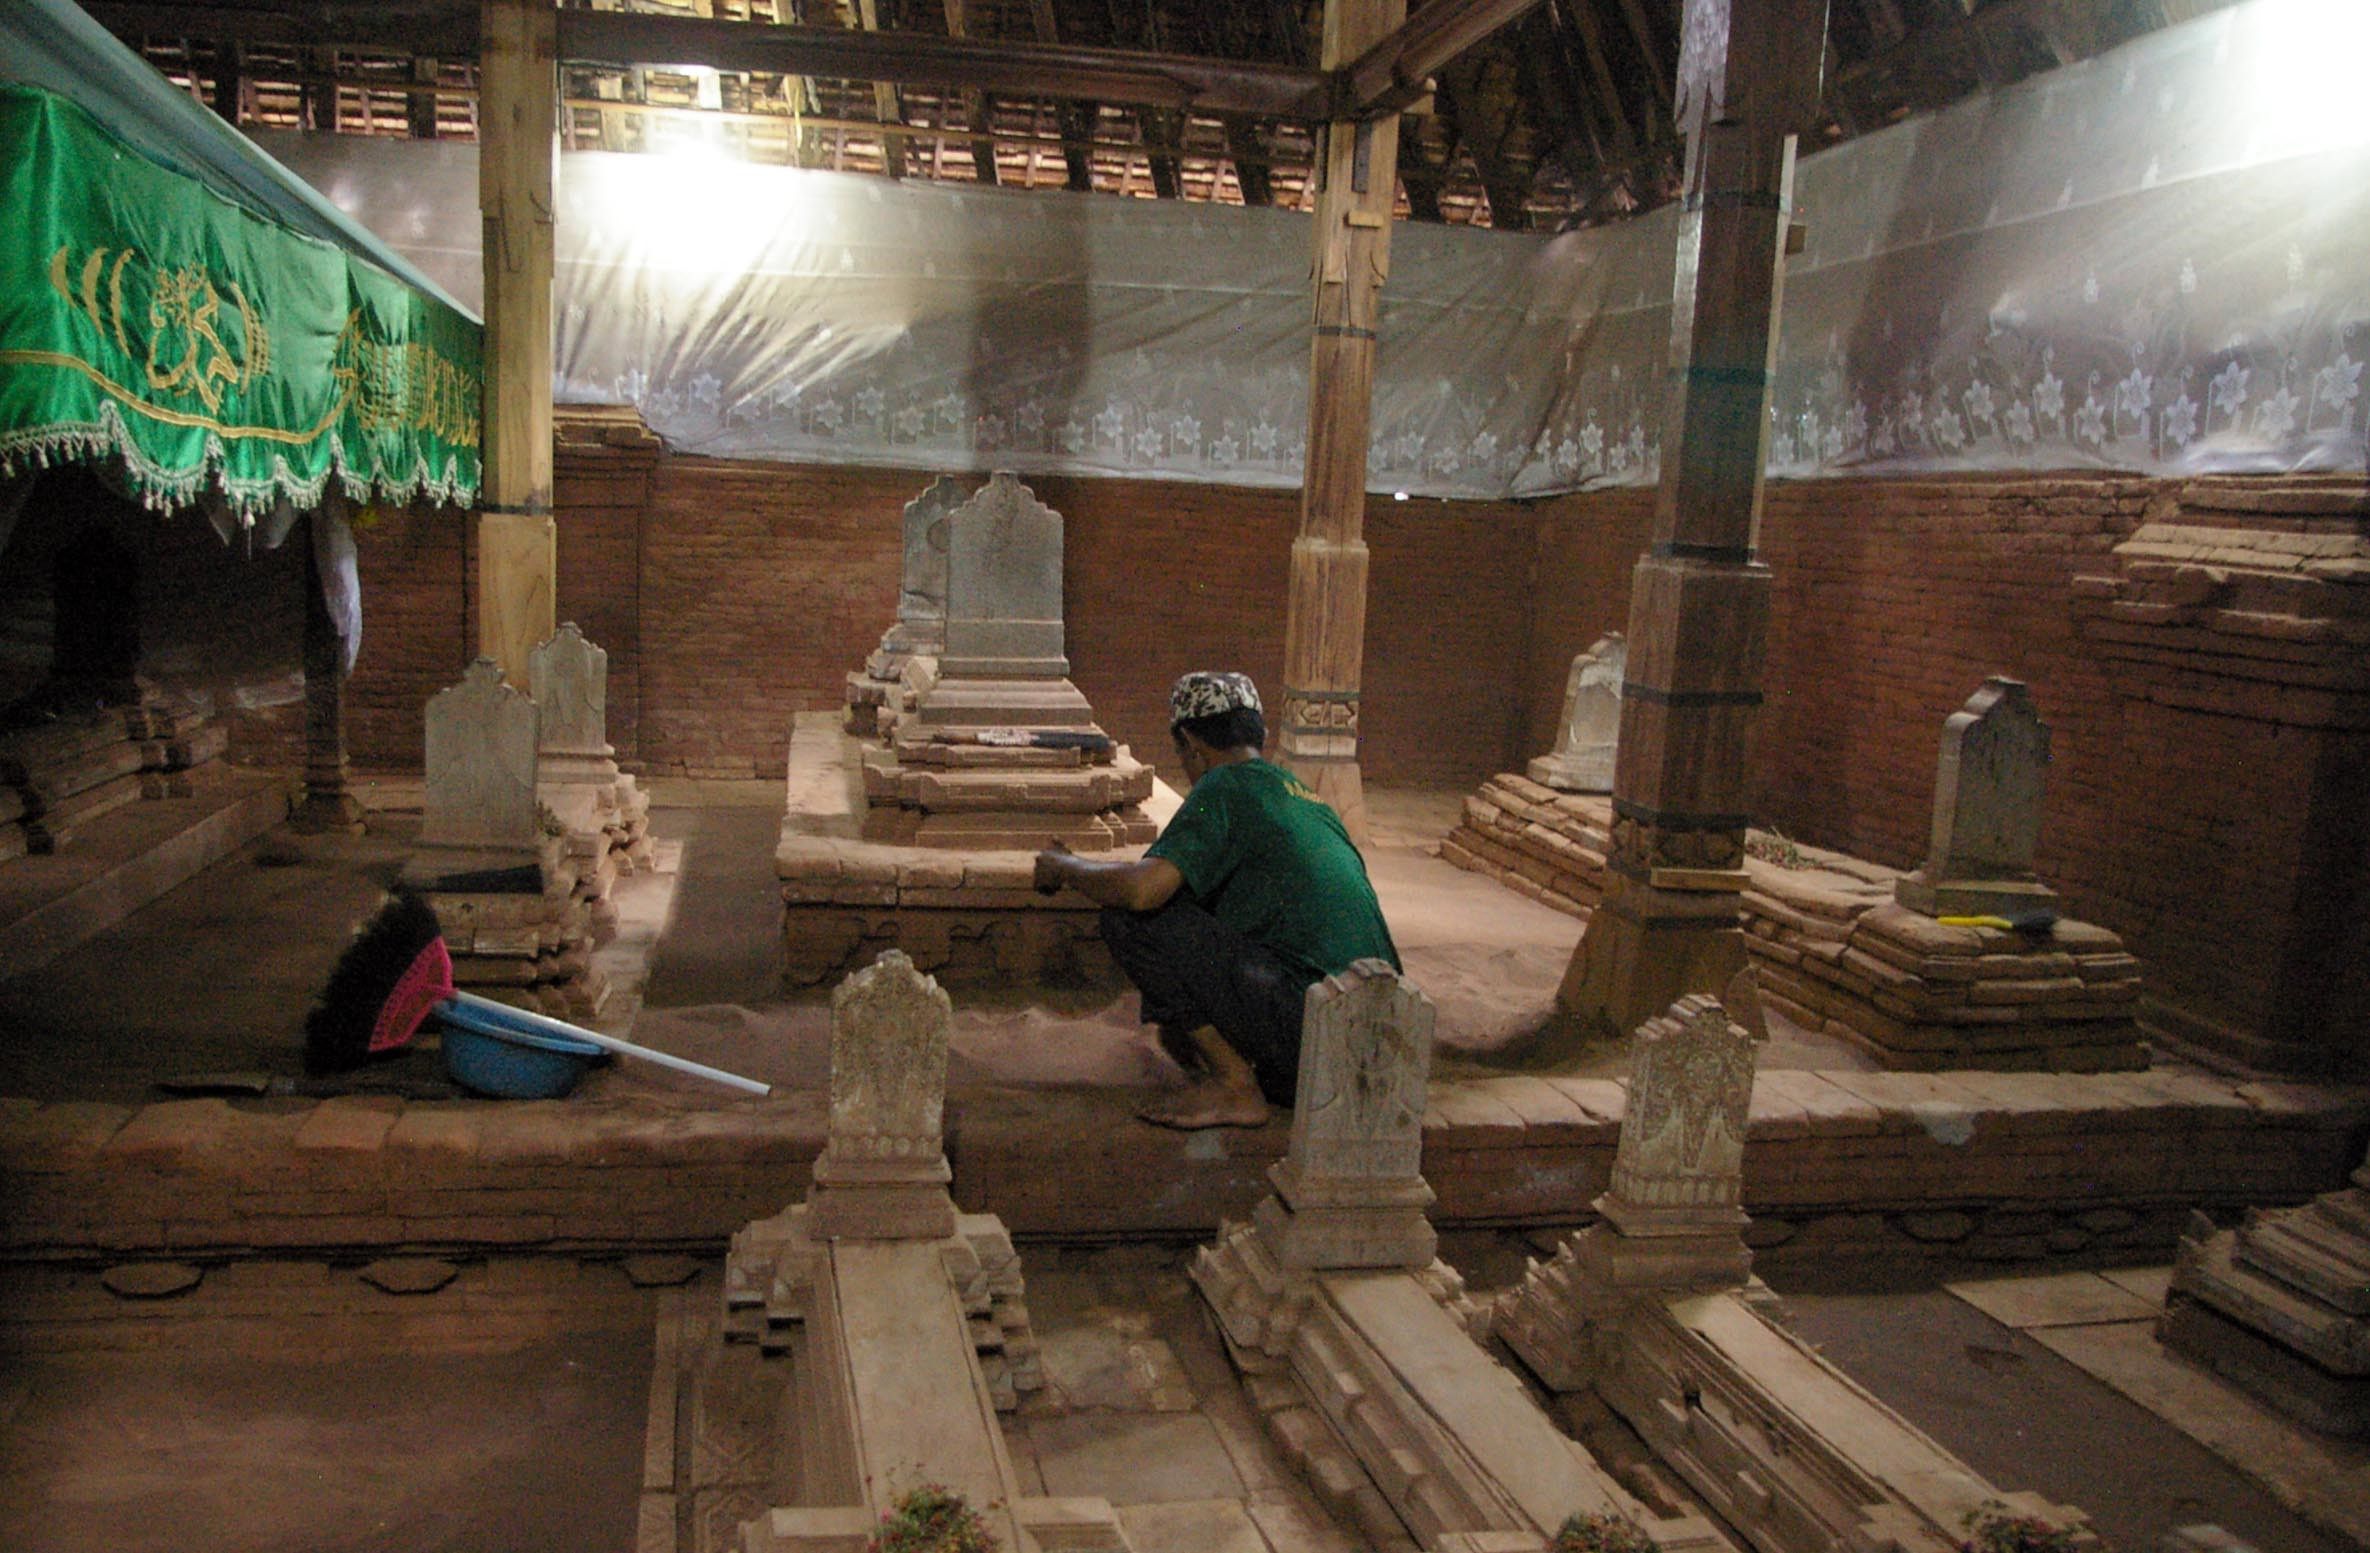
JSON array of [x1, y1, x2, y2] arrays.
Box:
[[347, 503, 471, 768]]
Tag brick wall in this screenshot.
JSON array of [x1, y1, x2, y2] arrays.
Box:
[[347, 502, 471, 768]]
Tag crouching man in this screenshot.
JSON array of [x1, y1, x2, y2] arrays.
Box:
[[1033, 671, 1400, 1129]]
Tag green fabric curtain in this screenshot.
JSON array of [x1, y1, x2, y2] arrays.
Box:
[[0, 85, 482, 516]]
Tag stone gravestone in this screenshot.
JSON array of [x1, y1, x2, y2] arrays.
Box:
[[1250, 959, 1439, 1271], [406, 658, 546, 891], [865, 475, 963, 679], [532, 623, 651, 923], [1496, 987, 1761, 1390], [806, 949, 958, 1240], [938, 471, 1070, 682], [530, 622, 609, 761], [1600, 992, 1757, 1242], [1895, 676, 2061, 917], [1529, 633, 1626, 793]]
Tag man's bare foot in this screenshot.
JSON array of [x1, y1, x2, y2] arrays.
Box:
[[1136, 1081, 1270, 1130]]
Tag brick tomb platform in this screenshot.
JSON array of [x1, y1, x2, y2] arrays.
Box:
[[1443, 775, 2146, 1071], [775, 711, 1181, 988]]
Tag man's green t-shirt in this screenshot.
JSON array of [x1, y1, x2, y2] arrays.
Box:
[[1146, 758, 1399, 980]]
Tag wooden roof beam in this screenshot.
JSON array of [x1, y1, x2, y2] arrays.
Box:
[[1337, 0, 1547, 119], [554, 8, 1333, 119]]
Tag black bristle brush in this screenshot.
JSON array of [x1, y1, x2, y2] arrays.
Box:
[[303, 889, 769, 1093]]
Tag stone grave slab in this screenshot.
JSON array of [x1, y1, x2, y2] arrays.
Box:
[[1193, 964, 1719, 1552], [682, 954, 1127, 1552], [1496, 990, 2099, 1553]]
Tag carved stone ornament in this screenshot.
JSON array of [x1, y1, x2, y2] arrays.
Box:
[[1607, 993, 1756, 1215], [826, 949, 953, 1162]]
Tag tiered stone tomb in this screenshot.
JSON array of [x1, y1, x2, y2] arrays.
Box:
[[1529, 632, 1625, 793], [1193, 962, 1723, 1553], [781, 474, 1170, 987], [701, 951, 1129, 1553], [2161, 1141, 2370, 1436], [857, 472, 1154, 852], [402, 659, 608, 1022], [1443, 675, 2148, 1071], [1497, 990, 2099, 1553], [842, 475, 964, 735], [0, 689, 232, 856], [531, 622, 653, 943]]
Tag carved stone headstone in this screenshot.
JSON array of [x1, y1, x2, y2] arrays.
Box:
[[866, 476, 963, 678], [1601, 993, 1756, 1235], [807, 950, 958, 1240], [417, 658, 539, 853], [1529, 633, 1626, 793], [1895, 676, 2061, 917], [938, 471, 1069, 681], [1251, 960, 1439, 1271], [530, 622, 610, 759]]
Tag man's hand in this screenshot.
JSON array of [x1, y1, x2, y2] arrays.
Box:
[[1033, 840, 1074, 896]]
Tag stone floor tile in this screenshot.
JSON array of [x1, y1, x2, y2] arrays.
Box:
[[1946, 1271, 2163, 1330], [2100, 1265, 2172, 1307], [2030, 1320, 2370, 1549], [1115, 1497, 1270, 1553], [1244, 1488, 1369, 1553], [1023, 1410, 1247, 1505], [1034, 1322, 1195, 1412]]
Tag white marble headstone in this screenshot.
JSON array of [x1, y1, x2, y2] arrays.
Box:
[[896, 476, 962, 639], [420, 658, 539, 850]]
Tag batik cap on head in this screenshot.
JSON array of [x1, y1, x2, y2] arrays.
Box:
[[1170, 670, 1262, 725]]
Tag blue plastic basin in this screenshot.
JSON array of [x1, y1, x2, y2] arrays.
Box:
[[440, 1012, 603, 1099]]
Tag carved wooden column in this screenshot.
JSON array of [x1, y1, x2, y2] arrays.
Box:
[[1275, 0, 1405, 846], [291, 523, 365, 834], [477, 0, 558, 688], [1557, 0, 1829, 1043]]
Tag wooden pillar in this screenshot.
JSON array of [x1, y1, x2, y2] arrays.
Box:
[[1556, 0, 1829, 1043], [477, 0, 558, 689], [292, 524, 365, 835], [1276, 0, 1405, 845]]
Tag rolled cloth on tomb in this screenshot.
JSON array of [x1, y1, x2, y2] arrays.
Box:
[[1170, 672, 1262, 725]]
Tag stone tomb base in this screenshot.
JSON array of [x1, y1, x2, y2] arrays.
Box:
[[777, 712, 1180, 988], [1442, 776, 2146, 1071]]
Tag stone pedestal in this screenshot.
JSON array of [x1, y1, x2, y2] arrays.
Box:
[[2162, 1147, 2370, 1436], [1191, 963, 1708, 1552], [1529, 634, 1625, 794], [700, 953, 1125, 1553], [2071, 476, 2370, 1075], [1893, 677, 2061, 919], [840, 475, 1158, 852]]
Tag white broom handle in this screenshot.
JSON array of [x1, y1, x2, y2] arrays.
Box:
[[443, 991, 772, 1096]]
